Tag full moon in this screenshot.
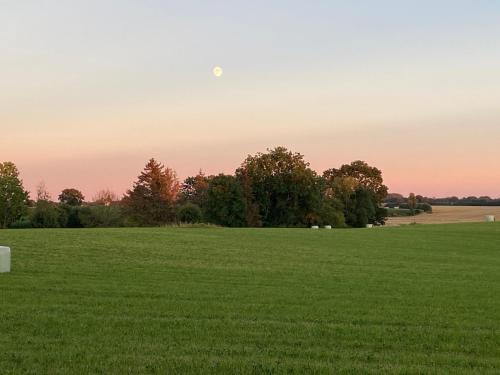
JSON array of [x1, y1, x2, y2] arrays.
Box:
[[213, 66, 223, 77]]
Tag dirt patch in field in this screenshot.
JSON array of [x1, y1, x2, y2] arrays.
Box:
[[386, 206, 500, 226]]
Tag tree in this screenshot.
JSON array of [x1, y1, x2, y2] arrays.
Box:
[[323, 160, 388, 204], [58, 188, 85, 206], [36, 181, 51, 202], [122, 158, 180, 225], [92, 189, 119, 206], [235, 147, 321, 227], [179, 170, 209, 208], [204, 174, 247, 227], [0, 162, 29, 228], [408, 192, 417, 216], [345, 188, 376, 228]]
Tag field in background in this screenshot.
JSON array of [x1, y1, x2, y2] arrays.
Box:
[[1, 225, 500, 374], [387, 205, 500, 226]]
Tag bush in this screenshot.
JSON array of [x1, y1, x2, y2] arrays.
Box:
[[31, 201, 61, 228], [417, 203, 433, 213], [78, 205, 124, 228], [177, 203, 202, 224], [9, 216, 32, 229]]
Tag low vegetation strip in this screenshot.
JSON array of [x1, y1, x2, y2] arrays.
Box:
[[1, 225, 500, 374]]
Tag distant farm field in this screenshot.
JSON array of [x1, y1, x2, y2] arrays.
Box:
[[387, 205, 500, 226], [1, 225, 500, 374]]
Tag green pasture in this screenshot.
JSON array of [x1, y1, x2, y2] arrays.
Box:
[[1, 224, 499, 374]]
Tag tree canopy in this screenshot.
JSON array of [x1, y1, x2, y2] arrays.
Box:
[[0, 162, 29, 228], [236, 147, 321, 227], [123, 158, 180, 225], [58, 188, 85, 206]]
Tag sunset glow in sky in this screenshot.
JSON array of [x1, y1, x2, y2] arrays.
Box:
[[2, 1, 500, 199]]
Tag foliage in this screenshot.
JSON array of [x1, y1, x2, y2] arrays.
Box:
[[77, 205, 124, 228], [408, 192, 417, 215], [387, 208, 423, 217], [344, 187, 387, 227], [204, 174, 247, 227], [31, 200, 61, 228], [177, 202, 203, 223], [2, 151, 392, 229], [9, 215, 33, 229], [323, 160, 388, 204], [179, 171, 210, 208], [236, 147, 321, 227], [58, 188, 85, 206], [417, 202, 432, 213], [0, 161, 29, 228], [122, 158, 180, 226], [319, 201, 346, 227]]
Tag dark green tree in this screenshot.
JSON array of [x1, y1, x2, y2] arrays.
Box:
[[236, 147, 321, 227], [58, 188, 85, 206], [205, 174, 246, 227], [0, 162, 29, 228], [344, 187, 387, 227]]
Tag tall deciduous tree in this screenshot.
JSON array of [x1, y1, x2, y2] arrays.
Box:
[[408, 192, 417, 216], [123, 158, 180, 225], [236, 147, 321, 227], [204, 174, 246, 227], [0, 161, 29, 228], [59, 188, 85, 206], [323, 160, 388, 204]]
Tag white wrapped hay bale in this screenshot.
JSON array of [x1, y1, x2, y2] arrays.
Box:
[[311, 225, 319, 229], [324, 225, 332, 229], [0, 246, 10, 273], [366, 224, 373, 228], [485, 215, 495, 222]]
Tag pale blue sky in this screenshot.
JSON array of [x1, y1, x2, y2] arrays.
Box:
[[1, 1, 500, 197]]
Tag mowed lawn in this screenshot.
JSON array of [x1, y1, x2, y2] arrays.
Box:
[[1, 225, 500, 374]]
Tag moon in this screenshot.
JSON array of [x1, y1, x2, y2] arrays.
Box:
[[213, 66, 223, 77]]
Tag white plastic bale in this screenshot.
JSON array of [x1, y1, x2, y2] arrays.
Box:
[[485, 215, 495, 222], [324, 225, 332, 229], [0, 246, 10, 273], [311, 225, 319, 229]]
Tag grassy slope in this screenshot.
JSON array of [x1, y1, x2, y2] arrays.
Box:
[[1, 224, 500, 374]]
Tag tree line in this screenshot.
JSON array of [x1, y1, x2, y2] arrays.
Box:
[[0, 147, 389, 229], [385, 193, 500, 207]]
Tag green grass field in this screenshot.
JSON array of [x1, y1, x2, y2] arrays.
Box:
[[1, 224, 500, 374]]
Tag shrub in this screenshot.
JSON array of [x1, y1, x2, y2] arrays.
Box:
[[417, 203, 433, 213], [177, 203, 202, 224], [78, 205, 124, 228], [31, 201, 61, 228], [9, 216, 32, 229]]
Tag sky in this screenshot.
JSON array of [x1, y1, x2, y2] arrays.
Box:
[[1, 0, 500, 199]]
